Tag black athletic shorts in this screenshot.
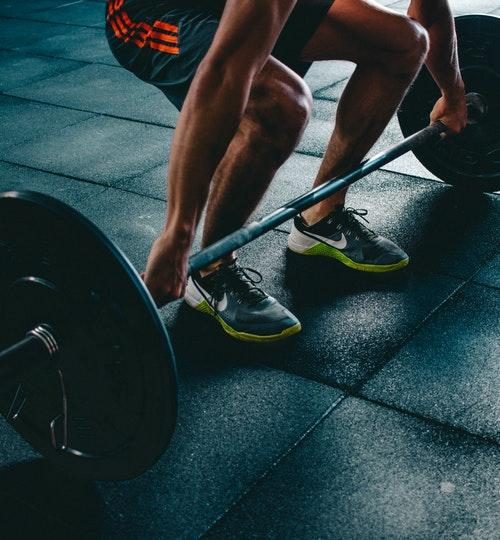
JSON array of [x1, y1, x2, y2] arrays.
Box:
[[106, 0, 333, 110]]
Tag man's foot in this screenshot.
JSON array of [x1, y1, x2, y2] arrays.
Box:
[[184, 261, 301, 342], [288, 207, 409, 272]]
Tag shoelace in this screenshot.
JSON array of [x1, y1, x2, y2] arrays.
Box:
[[341, 207, 377, 241], [203, 263, 267, 307], [222, 264, 267, 304]]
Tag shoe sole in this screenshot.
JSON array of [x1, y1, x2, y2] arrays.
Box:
[[184, 288, 302, 343], [288, 233, 410, 273]]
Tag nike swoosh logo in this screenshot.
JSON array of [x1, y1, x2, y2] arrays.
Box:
[[216, 293, 228, 312], [193, 281, 228, 312], [309, 232, 347, 250]]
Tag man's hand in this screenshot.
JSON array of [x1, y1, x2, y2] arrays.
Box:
[[430, 90, 467, 135], [409, 0, 466, 135], [143, 232, 190, 307]]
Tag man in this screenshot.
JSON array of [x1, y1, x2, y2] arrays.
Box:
[[106, 0, 467, 342]]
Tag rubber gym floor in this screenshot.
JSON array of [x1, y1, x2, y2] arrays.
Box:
[[0, 1, 499, 538]]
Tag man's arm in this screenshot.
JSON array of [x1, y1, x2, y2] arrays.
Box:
[[408, 0, 467, 133], [145, 0, 297, 304]]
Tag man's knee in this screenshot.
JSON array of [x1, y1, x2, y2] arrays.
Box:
[[247, 71, 312, 161], [392, 18, 429, 75], [405, 18, 430, 65], [271, 75, 312, 140]]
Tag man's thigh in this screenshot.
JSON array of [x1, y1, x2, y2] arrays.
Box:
[[301, 0, 415, 63], [273, 0, 334, 76]]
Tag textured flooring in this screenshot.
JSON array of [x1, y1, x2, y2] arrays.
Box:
[[0, 1, 499, 539]]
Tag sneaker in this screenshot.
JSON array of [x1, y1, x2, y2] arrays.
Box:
[[184, 261, 301, 342], [288, 207, 409, 272]]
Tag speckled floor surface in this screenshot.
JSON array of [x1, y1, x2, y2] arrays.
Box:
[[0, 1, 499, 538]]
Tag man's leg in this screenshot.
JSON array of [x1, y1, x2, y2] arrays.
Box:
[[300, 0, 429, 223], [183, 58, 311, 342], [199, 57, 312, 273], [287, 0, 428, 272]]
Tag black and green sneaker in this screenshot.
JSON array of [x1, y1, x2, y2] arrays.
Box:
[[184, 261, 301, 342], [288, 207, 409, 272]]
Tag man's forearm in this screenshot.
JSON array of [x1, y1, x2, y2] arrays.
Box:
[[165, 63, 254, 243], [163, 0, 297, 244], [409, 1, 464, 98]]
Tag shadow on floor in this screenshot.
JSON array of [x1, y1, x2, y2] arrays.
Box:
[[396, 187, 497, 272], [0, 459, 102, 538]]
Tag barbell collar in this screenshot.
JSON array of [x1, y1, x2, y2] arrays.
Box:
[[0, 325, 58, 393], [465, 92, 488, 125], [27, 325, 59, 358]]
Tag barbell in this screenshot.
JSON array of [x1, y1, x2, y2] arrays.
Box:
[[0, 14, 498, 481]]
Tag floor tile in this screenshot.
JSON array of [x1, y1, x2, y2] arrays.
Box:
[[77, 187, 166, 269], [0, 418, 38, 467], [33, 1, 105, 28], [362, 283, 500, 442], [116, 161, 168, 200], [473, 255, 500, 290], [390, 0, 499, 15], [0, 161, 107, 205], [1, 115, 172, 186], [0, 95, 94, 152], [91, 367, 341, 539], [0, 0, 64, 18], [8, 63, 178, 126], [305, 60, 354, 95], [0, 17, 70, 50], [0, 50, 83, 92], [207, 397, 500, 540], [18, 24, 118, 65]]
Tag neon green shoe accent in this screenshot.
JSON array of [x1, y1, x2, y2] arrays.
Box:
[[192, 300, 302, 343], [194, 299, 214, 316], [301, 243, 409, 273]]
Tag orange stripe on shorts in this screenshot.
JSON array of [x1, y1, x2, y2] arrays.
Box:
[[110, 8, 180, 55], [149, 41, 180, 55], [150, 31, 179, 45], [153, 20, 178, 34]]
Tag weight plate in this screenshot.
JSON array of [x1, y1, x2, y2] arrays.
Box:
[[0, 191, 177, 480], [398, 14, 500, 193]]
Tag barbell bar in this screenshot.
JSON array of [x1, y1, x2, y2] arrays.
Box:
[[0, 93, 487, 389], [0, 14, 498, 481], [0, 91, 489, 480], [190, 93, 486, 272]]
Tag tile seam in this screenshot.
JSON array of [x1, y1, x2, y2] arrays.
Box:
[[0, 13, 104, 31], [0, 45, 116, 68], [0, 159, 168, 203], [354, 394, 500, 449], [258, 360, 500, 450], [199, 394, 348, 539], [0, 92, 177, 130], [200, 388, 499, 539], [356, 278, 470, 392], [0, 110, 98, 154]]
